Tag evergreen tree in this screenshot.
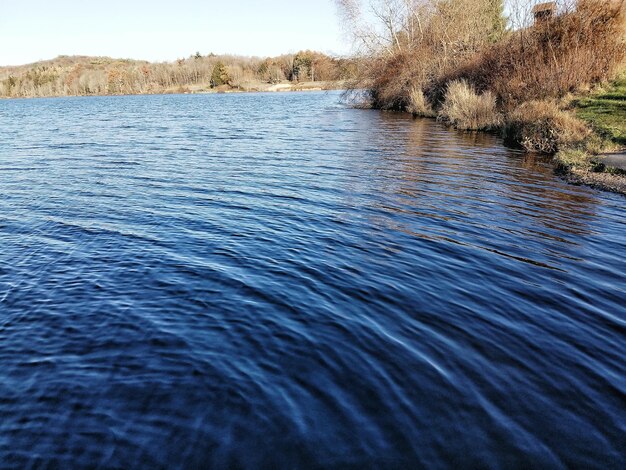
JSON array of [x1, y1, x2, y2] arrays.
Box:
[[210, 62, 229, 87], [487, 0, 508, 43], [292, 52, 313, 81]]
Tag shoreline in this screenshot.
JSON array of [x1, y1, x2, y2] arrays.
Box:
[[0, 81, 347, 101], [408, 113, 626, 196], [558, 165, 626, 195]]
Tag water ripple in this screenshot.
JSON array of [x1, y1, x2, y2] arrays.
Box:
[[0, 92, 624, 468]]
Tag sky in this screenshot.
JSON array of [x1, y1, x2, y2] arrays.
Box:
[[0, 0, 348, 66]]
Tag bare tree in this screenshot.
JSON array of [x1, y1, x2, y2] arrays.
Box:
[[336, 0, 418, 54], [336, 0, 502, 56]]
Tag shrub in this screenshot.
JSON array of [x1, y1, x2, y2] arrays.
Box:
[[407, 86, 435, 117], [367, 51, 429, 110], [439, 80, 502, 130], [504, 100, 590, 153], [210, 62, 229, 88]]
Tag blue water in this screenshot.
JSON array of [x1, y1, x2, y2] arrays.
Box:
[[0, 92, 624, 468]]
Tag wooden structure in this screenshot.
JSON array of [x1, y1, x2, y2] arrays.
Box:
[[533, 2, 557, 22]]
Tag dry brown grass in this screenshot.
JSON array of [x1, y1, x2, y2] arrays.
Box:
[[407, 86, 435, 117], [438, 80, 502, 130], [504, 100, 591, 153]]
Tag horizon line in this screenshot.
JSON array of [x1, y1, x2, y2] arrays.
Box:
[[0, 49, 353, 68]]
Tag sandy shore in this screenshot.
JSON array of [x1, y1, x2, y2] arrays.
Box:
[[0, 81, 347, 100], [191, 81, 345, 95]]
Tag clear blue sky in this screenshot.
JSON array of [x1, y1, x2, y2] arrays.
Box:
[[0, 0, 347, 66]]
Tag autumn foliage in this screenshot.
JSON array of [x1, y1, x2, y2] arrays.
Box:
[[0, 52, 356, 98]]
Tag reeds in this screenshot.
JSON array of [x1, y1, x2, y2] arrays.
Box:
[[439, 80, 502, 130]]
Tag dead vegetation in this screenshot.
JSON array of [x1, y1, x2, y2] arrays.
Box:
[[503, 100, 591, 153], [337, 0, 626, 190], [439, 80, 502, 130], [337, 0, 508, 110], [449, 0, 626, 108], [407, 86, 435, 117], [339, 0, 625, 110]]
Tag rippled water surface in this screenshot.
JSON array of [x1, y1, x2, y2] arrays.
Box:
[[0, 92, 625, 468]]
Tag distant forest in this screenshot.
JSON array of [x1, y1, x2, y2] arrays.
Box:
[[0, 51, 356, 98]]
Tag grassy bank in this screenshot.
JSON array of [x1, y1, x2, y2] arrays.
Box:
[[573, 76, 626, 147], [430, 75, 626, 194], [550, 76, 626, 193]]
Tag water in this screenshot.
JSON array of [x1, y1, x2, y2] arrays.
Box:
[[0, 92, 624, 468]]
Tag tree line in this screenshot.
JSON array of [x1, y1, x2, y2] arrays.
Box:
[[0, 51, 356, 98]]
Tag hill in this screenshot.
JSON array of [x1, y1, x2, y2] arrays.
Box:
[[0, 52, 355, 98]]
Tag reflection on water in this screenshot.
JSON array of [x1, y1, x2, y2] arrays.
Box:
[[0, 92, 624, 468]]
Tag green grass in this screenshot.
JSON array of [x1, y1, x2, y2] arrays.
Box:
[[573, 76, 626, 147], [554, 76, 626, 174]]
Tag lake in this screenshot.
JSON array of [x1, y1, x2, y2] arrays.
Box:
[[0, 91, 624, 468]]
